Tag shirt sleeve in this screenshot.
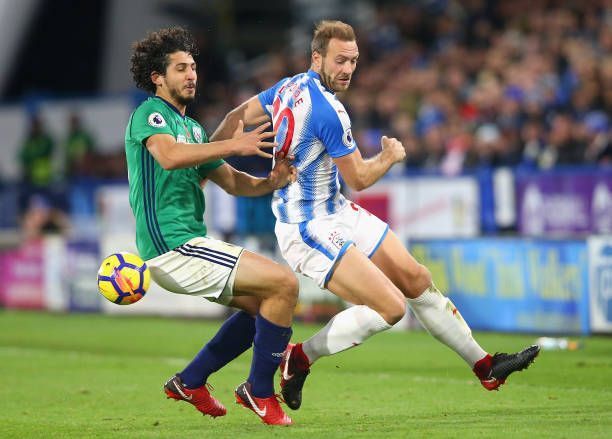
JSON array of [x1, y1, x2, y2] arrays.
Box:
[[129, 102, 175, 146], [257, 77, 289, 118], [313, 93, 357, 158]]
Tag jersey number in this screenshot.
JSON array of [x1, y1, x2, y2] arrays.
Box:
[[272, 96, 294, 159]]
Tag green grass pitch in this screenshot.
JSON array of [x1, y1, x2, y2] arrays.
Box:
[[1, 310, 611, 438]]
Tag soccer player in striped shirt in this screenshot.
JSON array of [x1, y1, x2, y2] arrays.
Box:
[[126, 27, 296, 425], [212, 20, 540, 410]]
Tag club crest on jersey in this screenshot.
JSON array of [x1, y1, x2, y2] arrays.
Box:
[[328, 230, 346, 249], [193, 126, 203, 143], [342, 128, 354, 147], [148, 112, 166, 128]]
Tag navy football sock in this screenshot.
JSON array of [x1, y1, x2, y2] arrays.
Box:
[[248, 314, 292, 398], [180, 311, 255, 389]]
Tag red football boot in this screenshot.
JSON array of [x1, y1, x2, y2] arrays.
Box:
[[235, 382, 292, 426], [164, 374, 226, 417]]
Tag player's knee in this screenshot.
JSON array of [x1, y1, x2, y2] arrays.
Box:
[[405, 264, 432, 298], [274, 268, 299, 308], [381, 296, 406, 325], [416, 264, 432, 290]]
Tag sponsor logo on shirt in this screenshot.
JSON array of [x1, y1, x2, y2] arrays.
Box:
[[148, 112, 166, 128], [193, 126, 203, 143], [176, 134, 186, 143]]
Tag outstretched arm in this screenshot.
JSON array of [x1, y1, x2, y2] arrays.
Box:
[[207, 159, 296, 197], [210, 96, 270, 142], [146, 120, 275, 170], [334, 136, 406, 191]]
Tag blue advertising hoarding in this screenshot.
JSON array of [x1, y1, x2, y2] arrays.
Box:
[[409, 238, 590, 334], [588, 236, 612, 333]]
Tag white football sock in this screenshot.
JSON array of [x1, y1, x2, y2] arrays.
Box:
[[407, 285, 487, 366], [301, 305, 392, 364]]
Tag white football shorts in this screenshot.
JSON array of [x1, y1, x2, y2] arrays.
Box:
[[146, 236, 244, 305], [275, 202, 389, 288]]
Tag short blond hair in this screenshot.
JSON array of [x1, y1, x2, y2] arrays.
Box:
[[311, 20, 356, 56]]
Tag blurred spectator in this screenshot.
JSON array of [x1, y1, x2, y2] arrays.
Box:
[[521, 118, 546, 167], [346, 90, 375, 128], [63, 113, 96, 179], [20, 194, 70, 240], [19, 114, 54, 188], [440, 116, 471, 175], [402, 134, 425, 168], [465, 124, 502, 168], [18, 114, 55, 213], [582, 111, 612, 165], [539, 113, 584, 168], [421, 123, 446, 170]]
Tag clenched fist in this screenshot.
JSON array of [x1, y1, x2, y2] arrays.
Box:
[[381, 135, 406, 164]]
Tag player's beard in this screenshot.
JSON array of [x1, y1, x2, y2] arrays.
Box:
[[169, 85, 196, 106], [320, 64, 350, 92]]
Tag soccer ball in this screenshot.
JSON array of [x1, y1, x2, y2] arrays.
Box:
[[97, 252, 150, 305]]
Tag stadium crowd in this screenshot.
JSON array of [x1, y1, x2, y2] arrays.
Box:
[[193, 0, 612, 176], [15, 1, 611, 183], [6, 0, 612, 235]]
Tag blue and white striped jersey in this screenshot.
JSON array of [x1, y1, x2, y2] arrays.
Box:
[[258, 70, 357, 223]]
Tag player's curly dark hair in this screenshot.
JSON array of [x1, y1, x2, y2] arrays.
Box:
[[130, 26, 199, 94]]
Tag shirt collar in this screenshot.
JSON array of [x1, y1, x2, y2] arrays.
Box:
[[307, 69, 334, 94], [154, 96, 186, 119]]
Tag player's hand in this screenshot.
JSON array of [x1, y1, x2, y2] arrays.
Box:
[[232, 120, 277, 158], [267, 158, 297, 189], [381, 135, 406, 164]]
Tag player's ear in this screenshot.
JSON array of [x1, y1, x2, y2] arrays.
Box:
[[311, 51, 322, 69], [151, 71, 163, 87]]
